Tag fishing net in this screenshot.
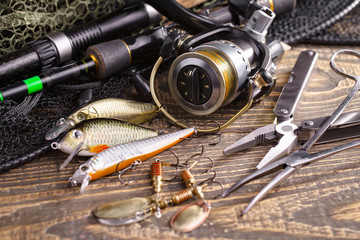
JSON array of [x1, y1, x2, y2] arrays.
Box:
[[0, 0, 359, 172], [266, 0, 360, 45], [0, 0, 130, 172], [0, 0, 126, 56]]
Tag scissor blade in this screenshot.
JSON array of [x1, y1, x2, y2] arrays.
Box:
[[242, 166, 297, 215], [221, 156, 290, 198], [300, 78, 360, 151], [223, 124, 276, 155], [288, 138, 360, 168]]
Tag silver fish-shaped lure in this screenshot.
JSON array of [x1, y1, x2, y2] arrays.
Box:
[[69, 128, 196, 193], [51, 119, 158, 169], [45, 98, 158, 140]]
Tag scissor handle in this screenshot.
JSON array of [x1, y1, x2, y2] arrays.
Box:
[[330, 49, 360, 81]]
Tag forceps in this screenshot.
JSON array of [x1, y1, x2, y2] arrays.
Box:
[[221, 49, 360, 215]]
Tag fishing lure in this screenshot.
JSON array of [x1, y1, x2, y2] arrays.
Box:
[[51, 119, 158, 169], [45, 98, 159, 140], [69, 127, 196, 193]]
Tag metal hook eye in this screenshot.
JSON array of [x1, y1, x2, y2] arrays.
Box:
[[56, 118, 66, 126], [76, 112, 86, 121], [51, 142, 59, 149], [330, 49, 360, 80], [118, 160, 142, 185]]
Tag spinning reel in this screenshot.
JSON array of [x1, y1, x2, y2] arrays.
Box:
[[151, 2, 283, 132]]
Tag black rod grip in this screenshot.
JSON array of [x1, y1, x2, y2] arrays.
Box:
[[125, 26, 168, 63]]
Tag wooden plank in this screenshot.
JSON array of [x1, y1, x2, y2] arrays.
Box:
[[1, 44, 359, 240], [0, 4, 360, 240]]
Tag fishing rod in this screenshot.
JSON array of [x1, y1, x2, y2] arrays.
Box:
[[0, 1, 161, 82], [0, 26, 169, 102]]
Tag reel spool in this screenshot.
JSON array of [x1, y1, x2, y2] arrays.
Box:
[[168, 40, 253, 115]]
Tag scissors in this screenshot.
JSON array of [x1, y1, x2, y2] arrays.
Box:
[[221, 49, 360, 215]]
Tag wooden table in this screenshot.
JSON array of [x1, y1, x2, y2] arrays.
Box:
[[1, 5, 360, 240]]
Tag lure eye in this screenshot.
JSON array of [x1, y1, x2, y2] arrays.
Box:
[[73, 130, 83, 139], [81, 165, 89, 171], [76, 112, 86, 121]]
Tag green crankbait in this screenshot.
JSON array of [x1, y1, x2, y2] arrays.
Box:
[[45, 98, 158, 140], [51, 119, 158, 169]]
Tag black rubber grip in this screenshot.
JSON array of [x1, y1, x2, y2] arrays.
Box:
[[98, 4, 153, 39], [0, 46, 40, 83], [66, 4, 156, 60], [66, 23, 103, 59], [86, 39, 131, 79]]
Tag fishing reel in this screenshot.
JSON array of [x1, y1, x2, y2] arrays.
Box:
[[168, 6, 277, 116], [151, 3, 282, 130]]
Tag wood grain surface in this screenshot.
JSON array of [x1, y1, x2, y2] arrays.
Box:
[[1, 3, 360, 240]]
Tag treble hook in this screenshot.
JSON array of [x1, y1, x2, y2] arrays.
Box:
[[198, 168, 216, 186], [118, 160, 142, 185], [158, 149, 181, 182], [198, 168, 224, 199], [208, 133, 222, 146], [184, 145, 204, 166]]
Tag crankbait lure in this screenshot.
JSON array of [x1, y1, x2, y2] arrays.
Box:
[[69, 128, 196, 193], [51, 119, 158, 169], [45, 98, 158, 140]]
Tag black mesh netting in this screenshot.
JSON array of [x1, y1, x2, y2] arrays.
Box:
[[267, 0, 360, 44], [0, 0, 126, 56], [302, 2, 360, 44], [0, 75, 130, 172], [0, 0, 130, 172], [0, 0, 359, 172]]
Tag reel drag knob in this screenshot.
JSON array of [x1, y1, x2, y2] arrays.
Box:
[[176, 66, 212, 105]]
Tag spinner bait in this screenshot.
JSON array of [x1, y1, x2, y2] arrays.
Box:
[[69, 128, 196, 193], [51, 119, 158, 169], [45, 98, 158, 140]]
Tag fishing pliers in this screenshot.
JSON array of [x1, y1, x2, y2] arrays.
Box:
[[224, 50, 318, 169], [221, 49, 360, 215]]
